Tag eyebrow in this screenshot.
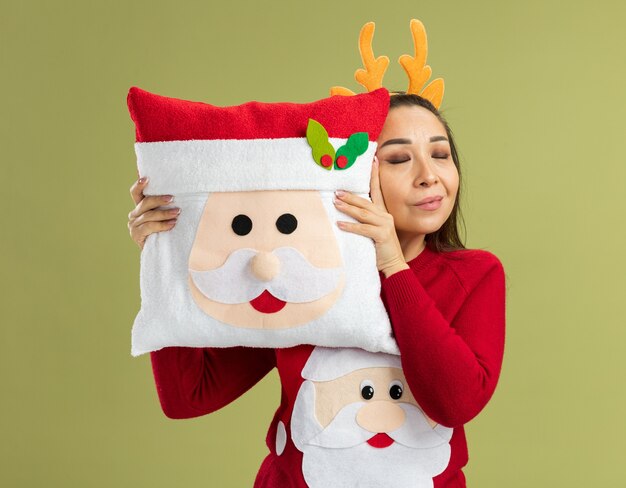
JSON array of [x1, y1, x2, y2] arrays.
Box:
[[429, 135, 449, 143], [379, 138, 412, 148], [379, 135, 449, 148]]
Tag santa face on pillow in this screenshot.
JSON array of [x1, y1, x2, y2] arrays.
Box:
[[188, 190, 344, 328], [127, 86, 399, 355], [291, 347, 453, 488]]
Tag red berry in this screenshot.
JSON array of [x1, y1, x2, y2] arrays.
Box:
[[320, 154, 333, 167], [336, 155, 348, 168]]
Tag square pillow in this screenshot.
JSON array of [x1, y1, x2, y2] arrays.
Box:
[[127, 86, 399, 356]]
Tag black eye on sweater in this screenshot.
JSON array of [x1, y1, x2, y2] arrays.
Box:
[[276, 213, 297, 234], [389, 381, 403, 400], [232, 214, 253, 236]]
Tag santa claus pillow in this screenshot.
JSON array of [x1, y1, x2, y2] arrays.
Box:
[[127, 86, 398, 356]]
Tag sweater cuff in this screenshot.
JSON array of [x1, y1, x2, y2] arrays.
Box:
[[381, 268, 431, 314]]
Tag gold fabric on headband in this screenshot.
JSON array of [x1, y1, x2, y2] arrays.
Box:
[[331, 19, 445, 109]]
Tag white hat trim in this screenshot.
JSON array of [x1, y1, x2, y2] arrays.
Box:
[[301, 347, 402, 382], [135, 137, 377, 195]]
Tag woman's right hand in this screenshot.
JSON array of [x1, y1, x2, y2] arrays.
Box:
[[128, 177, 180, 250]]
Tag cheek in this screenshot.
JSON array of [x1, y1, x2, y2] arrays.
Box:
[[379, 171, 405, 207], [443, 166, 460, 200]]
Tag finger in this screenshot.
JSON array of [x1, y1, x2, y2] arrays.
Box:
[[336, 220, 383, 241], [132, 207, 181, 227], [130, 176, 149, 205], [369, 157, 387, 210], [333, 198, 385, 226], [128, 194, 174, 220], [334, 189, 382, 214], [130, 219, 177, 246]]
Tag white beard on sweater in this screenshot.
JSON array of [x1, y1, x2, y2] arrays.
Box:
[[291, 380, 453, 488]]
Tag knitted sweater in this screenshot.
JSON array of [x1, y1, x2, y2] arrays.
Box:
[[149, 246, 506, 487]]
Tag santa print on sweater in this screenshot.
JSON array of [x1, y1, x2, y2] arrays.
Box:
[[149, 246, 506, 488], [287, 346, 454, 488]]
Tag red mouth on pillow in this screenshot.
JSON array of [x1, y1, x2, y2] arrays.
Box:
[[250, 290, 287, 313], [366, 433, 394, 448]]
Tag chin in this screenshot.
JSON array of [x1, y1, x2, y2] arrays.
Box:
[[397, 219, 445, 237], [404, 212, 450, 233]]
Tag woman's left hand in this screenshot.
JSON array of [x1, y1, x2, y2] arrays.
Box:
[[334, 157, 409, 277]]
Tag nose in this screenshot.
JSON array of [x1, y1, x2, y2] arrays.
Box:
[[413, 156, 439, 188], [250, 251, 281, 281], [356, 401, 406, 433]]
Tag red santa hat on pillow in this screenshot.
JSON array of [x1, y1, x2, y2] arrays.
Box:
[[127, 87, 390, 196]]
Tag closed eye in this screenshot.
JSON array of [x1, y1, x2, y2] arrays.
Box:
[[433, 153, 450, 160], [386, 158, 410, 164]]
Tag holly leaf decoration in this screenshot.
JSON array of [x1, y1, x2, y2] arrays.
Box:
[[334, 132, 368, 170], [306, 119, 336, 170]]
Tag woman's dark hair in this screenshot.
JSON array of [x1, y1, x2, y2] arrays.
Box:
[[388, 93, 466, 252]]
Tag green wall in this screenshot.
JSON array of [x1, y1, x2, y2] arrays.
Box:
[[3, 0, 625, 486]]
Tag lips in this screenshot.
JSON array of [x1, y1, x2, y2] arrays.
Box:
[[415, 195, 443, 211], [249, 290, 287, 313], [416, 195, 443, 205], [366, 433, 394, 448]]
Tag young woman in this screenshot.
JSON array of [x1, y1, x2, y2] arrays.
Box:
[[127, 94, 506, 487]]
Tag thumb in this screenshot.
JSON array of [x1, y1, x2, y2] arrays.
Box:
[[369, 157, 387, 210], [130, 176, 148, 205]]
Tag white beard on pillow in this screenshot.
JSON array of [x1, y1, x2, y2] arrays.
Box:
[[291, 347, 453, 488]]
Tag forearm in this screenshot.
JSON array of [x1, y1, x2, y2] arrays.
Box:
[[382, 266, 505, 427], [150, 346, 276, 419]]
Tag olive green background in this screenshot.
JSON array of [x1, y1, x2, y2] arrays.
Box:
[[2, 0, 625, 486]]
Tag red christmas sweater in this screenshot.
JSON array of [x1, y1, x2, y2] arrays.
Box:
[[150, 246, 506, 487]]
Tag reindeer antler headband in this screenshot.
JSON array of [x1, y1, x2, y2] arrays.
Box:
[[331, 19, 445, 109]]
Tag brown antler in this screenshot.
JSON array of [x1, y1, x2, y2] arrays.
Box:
[[331, 19, 444, 108], [398, 19, 444, 108], [331, 22, 389, 96]]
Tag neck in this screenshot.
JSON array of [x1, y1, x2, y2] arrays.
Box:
[[397, 232, 426, 263]]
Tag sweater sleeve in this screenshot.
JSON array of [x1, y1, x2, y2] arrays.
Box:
[[150, 346, 276, 419], [381, 256, 505, 428]]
